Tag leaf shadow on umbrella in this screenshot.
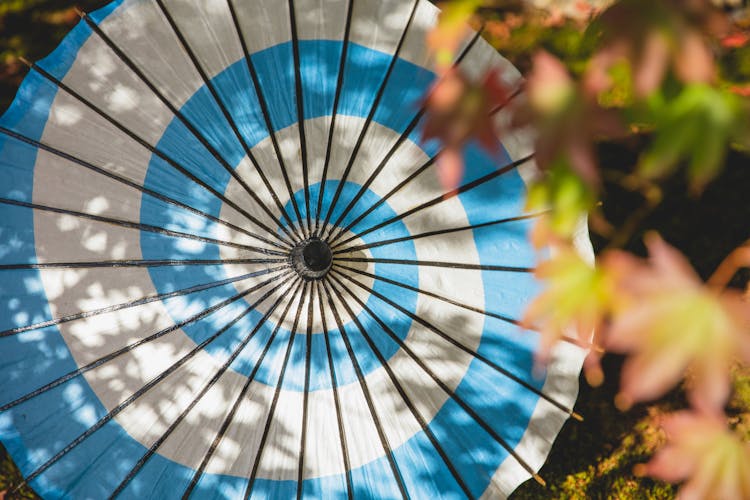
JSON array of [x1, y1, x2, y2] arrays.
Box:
[[0, 1, 554, 491], [0, 189, 302, 497], [0, 141, 560, 499], [332, 294, 550, 498]]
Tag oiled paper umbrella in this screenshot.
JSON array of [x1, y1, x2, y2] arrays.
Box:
[[0, 0, 590, 498]]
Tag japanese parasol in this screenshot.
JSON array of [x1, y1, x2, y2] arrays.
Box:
[[0, 0, 590, 498]]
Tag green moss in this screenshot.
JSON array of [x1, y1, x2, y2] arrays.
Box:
[[731, 366, 750, 412], [0, 443, 38, 498], [729, 366, 750, 441]]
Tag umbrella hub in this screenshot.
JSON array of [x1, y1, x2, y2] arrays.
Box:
[[290, 238, 333, 280]]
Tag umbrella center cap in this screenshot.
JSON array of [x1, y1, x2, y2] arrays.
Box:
[[291, 238, 332, 280]]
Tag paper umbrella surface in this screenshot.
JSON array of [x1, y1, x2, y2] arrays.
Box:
[[0, 0, 591, 498]]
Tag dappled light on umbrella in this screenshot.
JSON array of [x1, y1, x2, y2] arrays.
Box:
[[0, 0, 590, 498]]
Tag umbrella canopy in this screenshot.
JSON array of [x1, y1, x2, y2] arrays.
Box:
[[0, 0, 590, 498]]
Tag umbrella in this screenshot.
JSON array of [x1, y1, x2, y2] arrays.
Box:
[[0, 0, 591, 498]]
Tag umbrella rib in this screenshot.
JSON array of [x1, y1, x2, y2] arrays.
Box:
[[226, 0, 307, 239], [181, 280, 304, 500], [326, 86, 524, 247], [314, 280, 355, 499], [0, 125, 288, 252], [296, 281, 315, 500], [329, 152, 436, 243], [150, 0, 304, 244], [0, 257, 286, 271], [330, 153, 534, 250], [320, 280, 410, 500], [108, 277, 298, 499], [0, 197, 286, 257], [326, 278, 476, 499], [328, 273, 550, 488], [0, 269, 291, 413], [243, 282, 309, 499], [335, 257, 533, 273], [22, 59, 294, 249], [78, 12, 301, 246], [323, 28, 485, 241], [317, 0, 421, 237], [0, 265, 286, 339], [335, 263, 519, 325], [333, 212, 545, 254], [334, 263, 589, 351], [331, 269, 582, 421], [288, 0, 312, 239], [12, 271, 296, 491], [312, 0, 354, 239]]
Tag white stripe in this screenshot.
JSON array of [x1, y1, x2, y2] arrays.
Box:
[[32, 150, 144, 226], [398, 0, 441, 69], [480, 343, 586, 498], [159, 0, 245, 81], [231, 0, 292, 55], [46, 36, 260, 243], [200, 376, 276, 476], [60, 25, 175, 144], [349, 0, 417, 59], [295, 0, 349, 41], [95, 0, 204, 109]]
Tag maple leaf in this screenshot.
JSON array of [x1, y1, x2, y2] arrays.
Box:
[[721, 31, 750, 48], [604, 233, 750, 413], [427, 0, 482, 72], [422, 67, 511, 190], [728, 84, 750, 97], [638, 84, 743, 193], [484, 19, 511, 42], [635, 411, 750, 499], [526, 161, 597, 243], [588, 0, 724, 97], [521, 246, 612, 384], [518, 51, 623, 186]]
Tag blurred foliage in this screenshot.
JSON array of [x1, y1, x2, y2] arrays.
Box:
[[731, 366, 750, 441], [481, 1, 750, 87], [526, 161, 595, 239], [446, 0, 750, 498], [637, 84, 748, 192], [512, 138, 750, 499]]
